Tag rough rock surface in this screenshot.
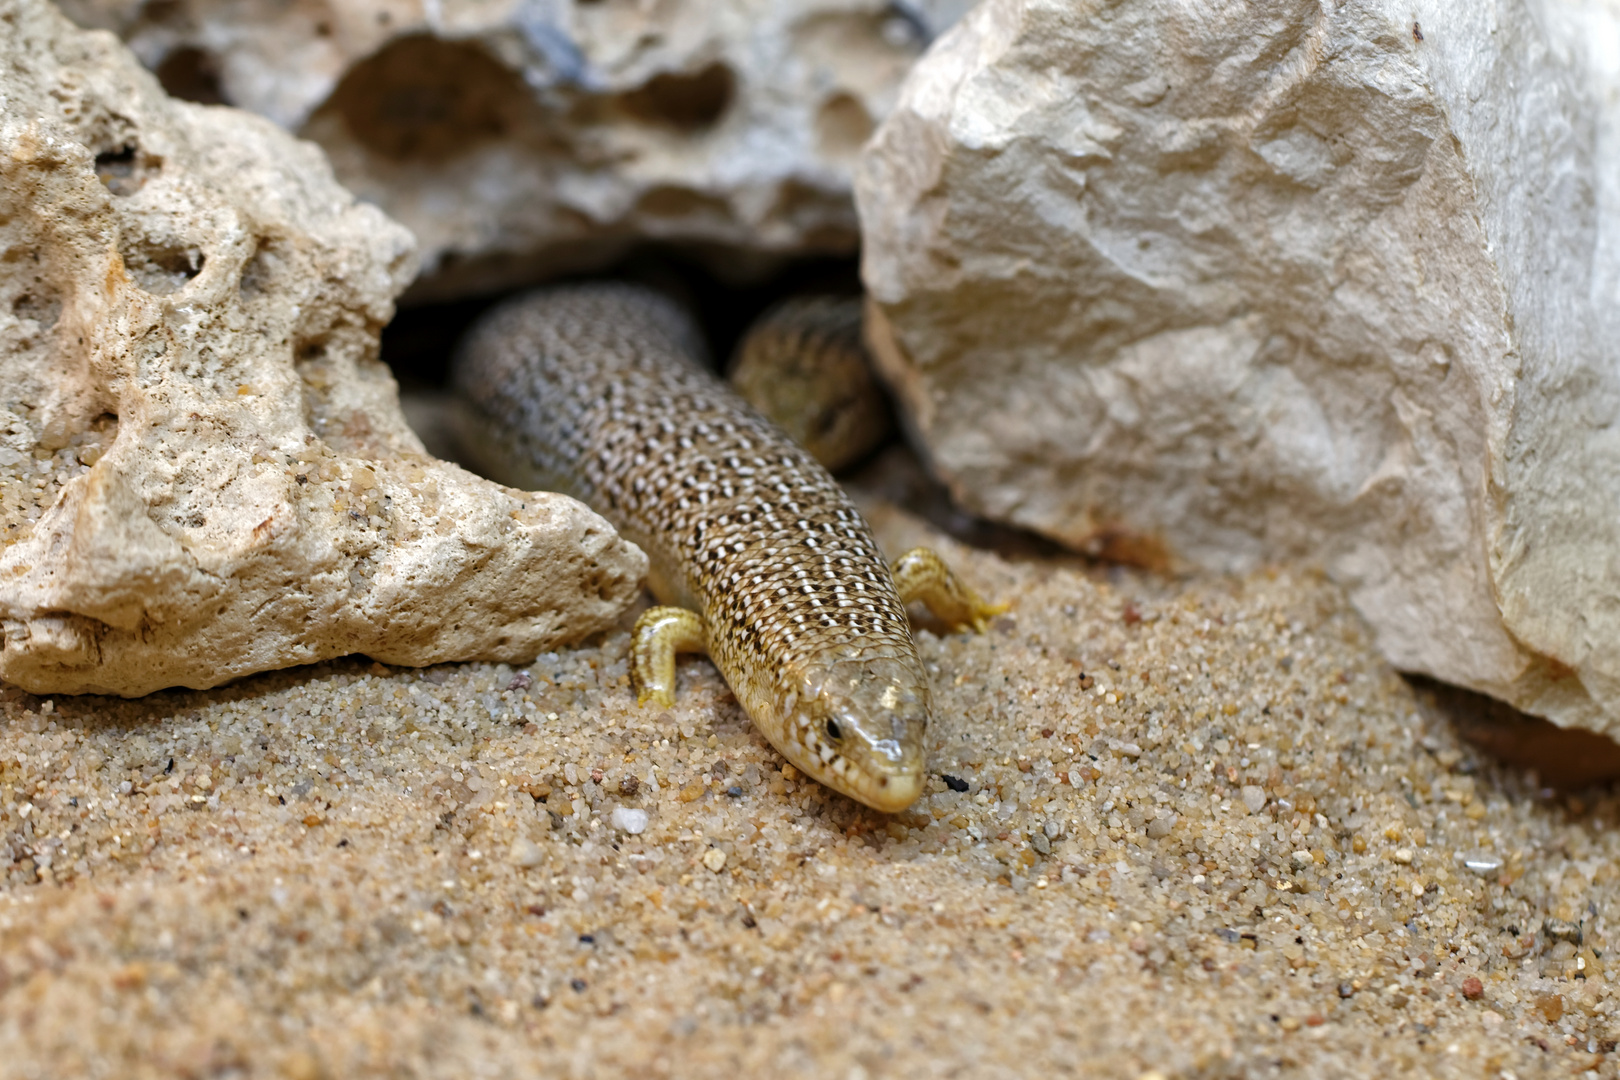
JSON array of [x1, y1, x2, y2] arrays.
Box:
[[857, 0, 1620, 736], [58, 0, 976, 301], [0, 0, 645, 697], [0, 500, 1615, 1077]]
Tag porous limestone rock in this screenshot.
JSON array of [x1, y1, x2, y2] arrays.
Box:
[[857, 0, 1620, 735], [57, 0, 976, 301], [0, 0, 646, 697]]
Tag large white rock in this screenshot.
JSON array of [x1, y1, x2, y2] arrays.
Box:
[[0, 0, 645, 696], [58, 0, 975, 301], [857, 0, 1620, 734]]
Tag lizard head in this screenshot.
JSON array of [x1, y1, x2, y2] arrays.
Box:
[[771, 652, 930, 813]]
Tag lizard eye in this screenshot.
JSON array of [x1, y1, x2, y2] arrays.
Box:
[[825, 719, 843, 741]]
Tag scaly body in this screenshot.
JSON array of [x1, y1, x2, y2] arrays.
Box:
[[451, 284, 998, 812]]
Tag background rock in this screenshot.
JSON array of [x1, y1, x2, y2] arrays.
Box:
[[0, 0, 645, 696], [857, 0, 1620, 735], [57, 0, 976, 302]]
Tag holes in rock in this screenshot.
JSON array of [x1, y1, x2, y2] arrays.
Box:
[[10, 289, 60, 329], [314, 35, 540, 162], [633, 185, 731, 220], [584, 569, 614, 603], [815, 92, 873, 158], [768, 179, 857, 249], [156, 46, 227, 106], [95, 144, 155, 197], [793, 11, 922, 97], [879, 2, 934, 47], [140, 0, 186, 24], [293, 336, 354, 450], [71, 413, 120, 468], [773, 178, 830, 218], [239, 241, 281, 300], [122, 242, 204, 295], [616, 62, 735, 132]]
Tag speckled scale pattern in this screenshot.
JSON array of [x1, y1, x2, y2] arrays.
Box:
[[452, 283, 924, 739]]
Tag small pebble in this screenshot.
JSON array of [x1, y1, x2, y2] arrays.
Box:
[[702, 848, 728, 873], [1461, 850, 1503, 875], [507, 837, 544, 869], [611, 807, 649, 835], [942, 774, 970, 792], [1240, 786, 1267, 813], [1542, 919, 1582, 943], [1290, 850, 1313, 868], [1391, 848, 1414, 865], [1461, 976, 1484, 1000]]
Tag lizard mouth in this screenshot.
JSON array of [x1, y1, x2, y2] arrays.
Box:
[[792, 738, 926, 813], [846, 765, 926, 813]]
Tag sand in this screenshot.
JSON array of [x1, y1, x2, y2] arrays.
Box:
[[0, 479, 1615, 1078]]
